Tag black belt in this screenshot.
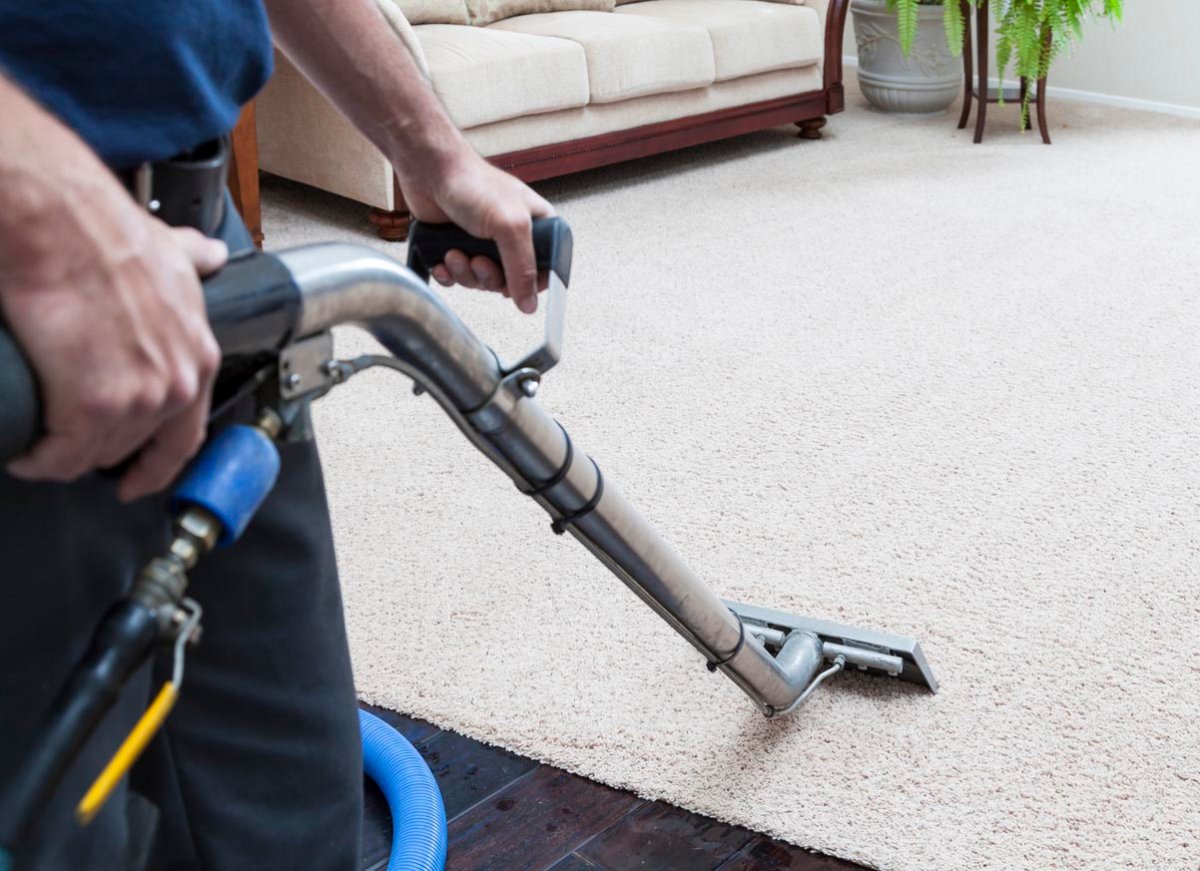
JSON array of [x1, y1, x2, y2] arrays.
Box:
[[115, 136, 230, 236]]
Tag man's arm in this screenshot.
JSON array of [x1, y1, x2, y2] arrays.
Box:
[[263, 0, 553, 314], [0, 74, 225, 499]]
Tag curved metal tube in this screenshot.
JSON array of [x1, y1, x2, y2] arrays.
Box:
[[277, 244, 838, 715], [284, 243, 502, 410]]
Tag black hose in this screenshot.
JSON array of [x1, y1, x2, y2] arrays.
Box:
[[0, 600, 159, 855]]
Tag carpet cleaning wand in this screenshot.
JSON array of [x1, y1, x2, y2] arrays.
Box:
[[385, 219, 935, 714], [0, 217, 937, 734]]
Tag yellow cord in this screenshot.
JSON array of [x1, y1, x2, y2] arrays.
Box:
[[76, 682, 179, 826]]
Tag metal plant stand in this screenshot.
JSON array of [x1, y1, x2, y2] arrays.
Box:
[[957, 0, 1052, 144]]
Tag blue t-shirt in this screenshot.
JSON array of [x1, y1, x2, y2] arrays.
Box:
[[0, 2, 273, 169]]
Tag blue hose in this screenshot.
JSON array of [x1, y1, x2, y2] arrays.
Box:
[[358, 709, 447, 871]]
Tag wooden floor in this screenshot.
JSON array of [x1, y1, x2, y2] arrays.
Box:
[[360, 704, 867, 871]]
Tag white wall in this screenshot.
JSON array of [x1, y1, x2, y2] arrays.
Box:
[[843, 0, 1200, 113]]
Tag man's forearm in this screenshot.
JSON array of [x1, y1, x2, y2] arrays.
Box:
[[262, 0, 554, 312], [262, 0, 467, 183], [0, 74, 145, 281]]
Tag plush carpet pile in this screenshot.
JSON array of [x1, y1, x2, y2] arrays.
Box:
[[262, 85, 1200, 870]]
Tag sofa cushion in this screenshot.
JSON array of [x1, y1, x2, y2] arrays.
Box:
[[616, 0, 820, 82], [464, 65, 822, 155], [489, 11, 715, 104], [465, 0, 614, 26], [414, 24, 590, 128], [389, 0, 469, 25]]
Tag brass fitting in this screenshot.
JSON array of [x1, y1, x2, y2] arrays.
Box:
[[173, 507, 221, 567], [255, 407, 283, 440]]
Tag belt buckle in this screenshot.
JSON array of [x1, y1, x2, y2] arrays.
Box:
[[131, 163, 161, 215]]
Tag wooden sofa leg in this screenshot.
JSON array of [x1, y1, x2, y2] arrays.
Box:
[[369, 207, 412, 242], [228, 102, 264, 248], [796, 117, 827, 140]]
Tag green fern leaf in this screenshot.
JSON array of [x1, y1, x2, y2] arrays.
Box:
[[982, 0, 1124, 130], [943, 1, 965, 56], [896, 0, 919, 56]]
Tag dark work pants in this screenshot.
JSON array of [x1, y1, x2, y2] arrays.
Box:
[[0, 198, 363, 870]]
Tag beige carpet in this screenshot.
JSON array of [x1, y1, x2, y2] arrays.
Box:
[[262, 85, 1200, 871]]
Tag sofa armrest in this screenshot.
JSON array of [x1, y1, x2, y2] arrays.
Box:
[[376, 0, 432, 79], [807, 0, 850, 110]]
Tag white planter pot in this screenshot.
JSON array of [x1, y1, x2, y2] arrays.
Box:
[[851, 0, 960, 114]]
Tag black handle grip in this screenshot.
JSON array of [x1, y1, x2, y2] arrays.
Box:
[[201, 249, 300, 357], [407, 216, 573, 287], [0, 251, 300, 466]]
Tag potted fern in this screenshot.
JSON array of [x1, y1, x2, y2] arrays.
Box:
[[853, 0, 1123, 118], [851, 0, 965, 113], [993, 0, 1123, 121]]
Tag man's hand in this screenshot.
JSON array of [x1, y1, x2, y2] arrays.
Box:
[[0, 74, 225, 502], [402, 154, 554, 315], [3, 217, 225, 502]]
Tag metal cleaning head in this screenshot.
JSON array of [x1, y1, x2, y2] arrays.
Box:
[[724, 600, 939, 694]]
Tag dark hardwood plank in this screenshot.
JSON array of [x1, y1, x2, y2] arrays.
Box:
[[716, 836, 869, 871], [356, 705, 870, 871], [446, 767, 642, 871], [421, 730, 540, 822], [358, 712, 539, 864], [577, 801, 756, 871], [359, 703, 442, 746], [546, 854, 605, 871], [358, 704, 443, 871], [361, 777, 392, 870]]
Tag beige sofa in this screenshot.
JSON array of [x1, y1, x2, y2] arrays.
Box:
[[256, 0, 849, 239]]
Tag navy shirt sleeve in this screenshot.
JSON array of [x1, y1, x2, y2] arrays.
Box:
[[0, 1, 274, 169]]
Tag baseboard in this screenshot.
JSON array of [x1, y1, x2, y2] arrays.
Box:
[[841, 54, 1200, 120]]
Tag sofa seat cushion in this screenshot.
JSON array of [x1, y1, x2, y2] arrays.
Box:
[[616, 0, 821, 82], [414, 24, 590, 128], [488, 12, 715, 104]]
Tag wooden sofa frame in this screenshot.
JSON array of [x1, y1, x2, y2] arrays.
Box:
[[370, 0, 850, 241]]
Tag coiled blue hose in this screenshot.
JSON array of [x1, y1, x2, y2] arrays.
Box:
[[358, 709, 447, 871]]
